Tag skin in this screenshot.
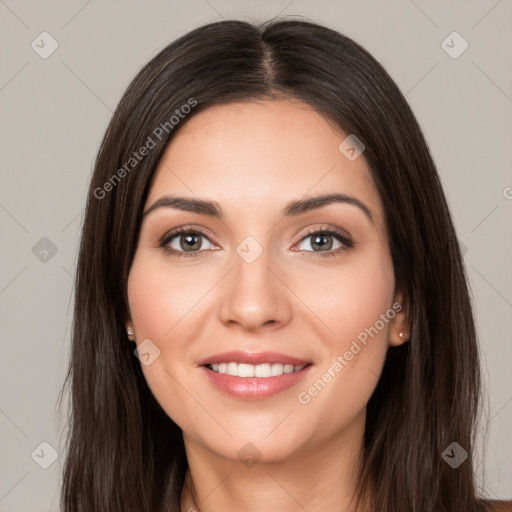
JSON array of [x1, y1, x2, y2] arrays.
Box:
[[126, 99, 410, 512]]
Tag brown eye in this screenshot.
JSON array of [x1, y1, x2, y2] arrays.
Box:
[[160, 228, 214, 257], [176, 232, 202, 251]]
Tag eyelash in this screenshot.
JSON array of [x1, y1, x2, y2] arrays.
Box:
[[158, 225, 354, 259]]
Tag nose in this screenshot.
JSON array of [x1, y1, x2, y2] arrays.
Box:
[[218, 244, 293, 333]]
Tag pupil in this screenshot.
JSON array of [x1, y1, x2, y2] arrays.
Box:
[[182, 234, 200, 250], [313, 234, 332, 251]]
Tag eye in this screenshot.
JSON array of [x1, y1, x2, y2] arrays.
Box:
[[159, 225, 353, 258], [294, 226, 353, 257], [159, 227, 215, 258]]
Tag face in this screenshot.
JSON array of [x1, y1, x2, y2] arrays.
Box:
[[127, 99, 409, 463]]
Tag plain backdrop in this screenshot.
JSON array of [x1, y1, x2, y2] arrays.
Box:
[[0, 0, 511, 510]]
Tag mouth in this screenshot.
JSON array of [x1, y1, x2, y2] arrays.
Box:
[[198, 351, 314, 399], [205, 362, 308, 377]]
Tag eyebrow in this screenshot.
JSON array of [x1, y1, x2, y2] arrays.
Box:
[[143, 193, 374, 225]]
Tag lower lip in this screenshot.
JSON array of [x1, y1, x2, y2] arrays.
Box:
[[201, 365, 313, 400]]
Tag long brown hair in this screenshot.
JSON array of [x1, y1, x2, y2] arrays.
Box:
[[58, 18, 489, 511]]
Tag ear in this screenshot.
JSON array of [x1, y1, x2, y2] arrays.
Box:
[[125, 318, 136, 342], [388, 285, 411, 347]]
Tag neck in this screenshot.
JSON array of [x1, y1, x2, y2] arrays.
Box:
[[180, 412, 370, 512]]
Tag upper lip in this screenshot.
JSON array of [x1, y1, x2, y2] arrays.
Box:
[[197, 351, 311, 366]]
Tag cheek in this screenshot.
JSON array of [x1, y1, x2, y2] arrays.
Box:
[[302, 246, 395, 345], [126, 255, 205, 430], [127, 255, 208, 343], [293, 248, 395, 414]]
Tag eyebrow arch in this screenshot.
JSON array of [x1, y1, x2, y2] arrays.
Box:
[[143, 193, 374, 225]]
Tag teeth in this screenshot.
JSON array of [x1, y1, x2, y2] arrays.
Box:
[[207, 362, 306, 377]]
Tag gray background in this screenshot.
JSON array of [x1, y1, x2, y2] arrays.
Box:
[[0, 0, 511, 510]]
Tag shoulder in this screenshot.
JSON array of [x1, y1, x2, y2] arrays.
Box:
[[480, 500, 512, 511]]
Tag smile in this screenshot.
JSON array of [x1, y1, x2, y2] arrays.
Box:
[[201, 363, 313, 399], [206, 362, 306, 378]]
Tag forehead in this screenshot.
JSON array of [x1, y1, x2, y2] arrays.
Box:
[[146, 100, 385, 230]]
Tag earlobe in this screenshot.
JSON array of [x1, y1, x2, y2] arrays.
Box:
[[126, 323, 136, 342], [389, 329, 409, 347], [389, 287, 411, 347], [398, 330, 409, 344]]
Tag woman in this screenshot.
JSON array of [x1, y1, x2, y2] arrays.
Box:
[[58, 18, 509, 512]]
